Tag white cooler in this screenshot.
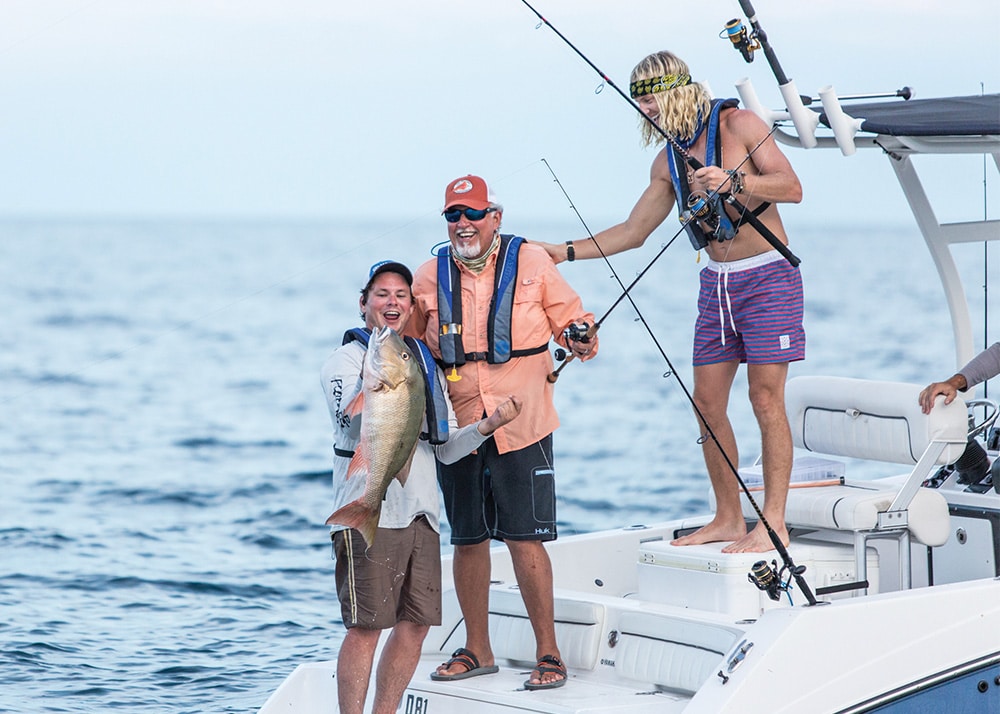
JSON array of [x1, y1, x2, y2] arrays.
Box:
[[637, 540, 878, 620]]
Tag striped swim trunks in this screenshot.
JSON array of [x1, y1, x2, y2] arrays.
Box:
[[692, 250, 805, 366]]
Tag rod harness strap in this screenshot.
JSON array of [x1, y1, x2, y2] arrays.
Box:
[[666, 98, 772, 249]]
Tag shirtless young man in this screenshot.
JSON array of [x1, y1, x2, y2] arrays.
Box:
[[538, 50, 803, 553]]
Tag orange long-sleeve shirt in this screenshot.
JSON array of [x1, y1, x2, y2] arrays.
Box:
[[411, 242, 596, 454]]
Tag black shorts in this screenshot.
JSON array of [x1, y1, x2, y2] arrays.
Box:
[[438, 434, 556, 545]]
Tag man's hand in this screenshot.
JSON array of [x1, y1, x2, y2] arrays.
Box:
[[568, 334, 598, 362], [478, 395, 523, 435], [534, 240, 567, 264], [918, 374, 967, 414]]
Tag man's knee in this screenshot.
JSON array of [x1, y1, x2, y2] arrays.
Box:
[[747, 371, 788, 417], [749, 386, 785, 417]]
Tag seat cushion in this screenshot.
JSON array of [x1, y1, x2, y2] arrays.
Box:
[[733, 479, 951, 546]]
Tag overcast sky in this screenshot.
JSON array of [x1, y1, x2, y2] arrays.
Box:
[[0, 0, 995, 226]]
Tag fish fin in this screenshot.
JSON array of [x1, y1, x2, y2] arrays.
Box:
[[393, 442, 419, 487], [345, 449, 368, 482], [345, 388, 364, 419], [325, 499, 379, 548]]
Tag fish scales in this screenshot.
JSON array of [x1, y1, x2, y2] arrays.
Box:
[[325, 326, 425, 547]]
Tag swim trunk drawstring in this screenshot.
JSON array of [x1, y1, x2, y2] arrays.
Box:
[[715, 265, 738, 346]]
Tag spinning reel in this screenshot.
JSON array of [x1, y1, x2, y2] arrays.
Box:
[[748, 558, 806, 602]]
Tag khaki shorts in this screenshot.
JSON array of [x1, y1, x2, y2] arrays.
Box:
[[333, 515, 441, 630]]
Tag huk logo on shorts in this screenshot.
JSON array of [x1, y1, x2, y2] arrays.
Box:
[[535, 527, 551, 534]]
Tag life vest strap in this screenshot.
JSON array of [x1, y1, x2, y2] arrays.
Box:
[[462, 343, 549, 362]]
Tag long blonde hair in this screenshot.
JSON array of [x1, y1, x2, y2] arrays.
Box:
[[631, 51, 711, 147]]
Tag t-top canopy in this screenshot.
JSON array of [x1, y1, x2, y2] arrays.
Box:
[[819, 94, 1000, 137]]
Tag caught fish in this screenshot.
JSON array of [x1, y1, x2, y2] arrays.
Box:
[[325, 326, 425, 547]]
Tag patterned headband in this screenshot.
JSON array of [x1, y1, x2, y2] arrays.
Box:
[[629, 73, 691, 98]]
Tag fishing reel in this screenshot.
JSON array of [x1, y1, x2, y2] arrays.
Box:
[[554, 322, 592, 363], [681, 192, 738, 243], [563, 321, 592, 345], [721, 18, 759, 63], [748, 559, 804, 602]]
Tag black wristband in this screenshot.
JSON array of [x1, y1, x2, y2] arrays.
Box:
[[565, 240, 576, 262]]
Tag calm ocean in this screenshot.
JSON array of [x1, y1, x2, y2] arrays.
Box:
[[0, 217, 993, 713]]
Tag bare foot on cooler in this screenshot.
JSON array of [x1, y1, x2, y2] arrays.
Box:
[[670, 519, 747, 547], [722, 523, 789, 553]]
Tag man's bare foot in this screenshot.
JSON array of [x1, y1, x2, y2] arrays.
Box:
[[670, 519, 747, 547], [721, 523, 789, 553]]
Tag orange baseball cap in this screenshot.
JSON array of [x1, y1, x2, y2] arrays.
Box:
[[443, 175, 493, 211]]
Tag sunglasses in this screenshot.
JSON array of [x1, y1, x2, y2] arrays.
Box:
[[443, 207, 496, 223]]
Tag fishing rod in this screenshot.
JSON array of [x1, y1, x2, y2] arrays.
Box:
[[541, 161, 818, 605], [519, 0, 800, 269], [524, 1, 816, 603]]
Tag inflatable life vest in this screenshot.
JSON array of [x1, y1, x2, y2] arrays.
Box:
[[342, 327, 449, 445], [435, 234, 548, 369], [666, 98, 769, 251]]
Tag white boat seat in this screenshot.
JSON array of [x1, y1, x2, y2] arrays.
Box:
[[759, 376, 967, 591], [784, 376, 967, 466], [486, 587, 604, 671], [774, 479, 949, 547], [614, 611, 743, 694]]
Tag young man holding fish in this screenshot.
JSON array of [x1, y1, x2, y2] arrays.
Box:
[[409, 175, 599, 690], [321, 261, 521, 714]]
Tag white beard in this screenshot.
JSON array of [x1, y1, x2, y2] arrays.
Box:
[[453, 238, 483, 259]]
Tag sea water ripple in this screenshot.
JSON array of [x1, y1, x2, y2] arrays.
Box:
[[0, 219, 993, 712]]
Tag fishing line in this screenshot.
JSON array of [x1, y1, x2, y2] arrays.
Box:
[[981, 81, 990, 402], [0, 0, 107, 58], [542, 158, 682, 385]]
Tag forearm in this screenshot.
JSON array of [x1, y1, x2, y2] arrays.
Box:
[[696, 165, 801, 205], [434, 421, 489, 465], [959, 342, 1000, 390], [565, 222, 652, 263], [738, 169, 802, 205]]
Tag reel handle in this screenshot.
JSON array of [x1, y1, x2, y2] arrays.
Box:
[[548, 322, 599, 383]]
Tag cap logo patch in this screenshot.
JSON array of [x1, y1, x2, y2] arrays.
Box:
[[452, 179, 474, 194]]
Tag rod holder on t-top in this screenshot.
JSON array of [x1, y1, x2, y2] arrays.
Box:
[[727, 0, 818, 148], [727, 2, 912, 156]]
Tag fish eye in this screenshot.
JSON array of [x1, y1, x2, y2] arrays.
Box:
[[400, 352, 410, 360]]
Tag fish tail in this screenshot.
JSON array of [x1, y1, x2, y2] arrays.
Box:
[[325, 499, 380, 548]]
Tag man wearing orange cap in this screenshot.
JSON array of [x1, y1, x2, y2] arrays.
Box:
[[410, 175, 598, 691]]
